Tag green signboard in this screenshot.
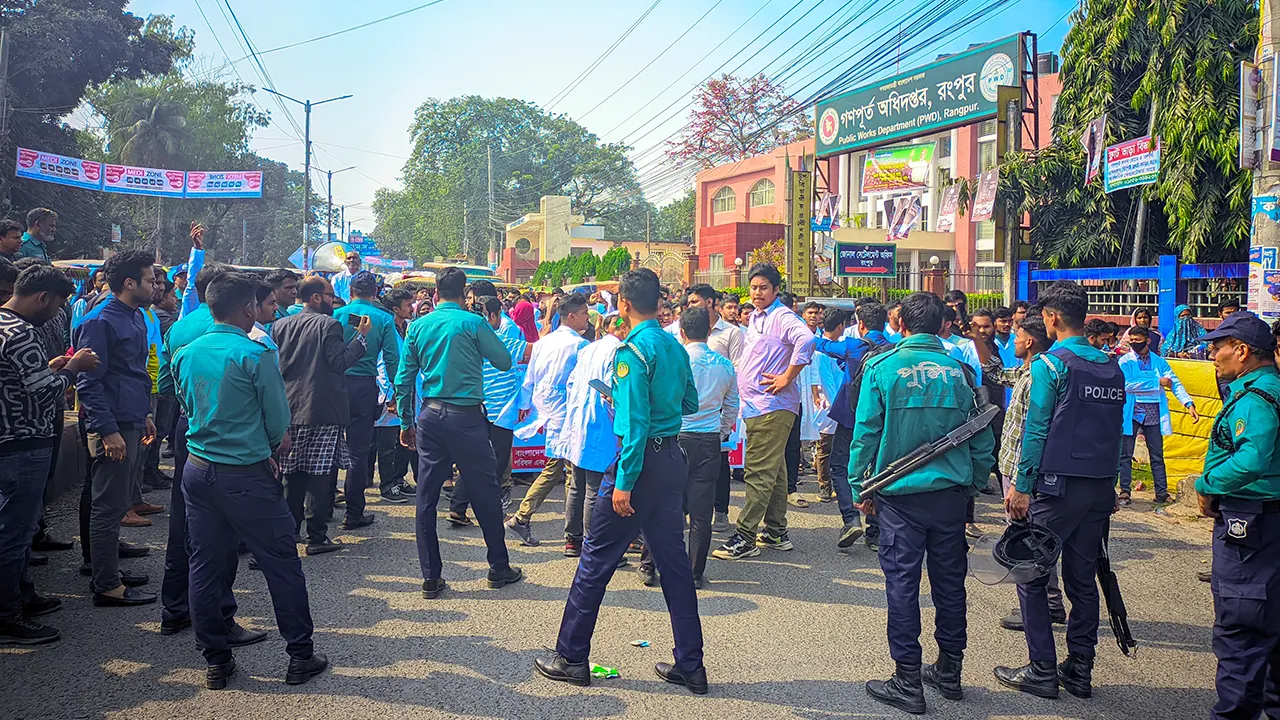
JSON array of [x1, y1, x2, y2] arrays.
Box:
[[814, 35, 1023, 157]]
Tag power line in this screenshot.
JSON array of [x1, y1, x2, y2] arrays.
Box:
[[233, 0, 451, 61], [542, 0, 665, 110]]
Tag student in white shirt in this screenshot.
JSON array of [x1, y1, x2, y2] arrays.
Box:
[[664, 284, 744, 365]]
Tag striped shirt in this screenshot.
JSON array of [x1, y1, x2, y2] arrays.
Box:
[[981, 354, 1030, 483], [483, 314, 528, 430], [0, 308, 73, 447]]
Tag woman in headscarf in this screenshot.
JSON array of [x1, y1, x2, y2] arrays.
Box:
[[1163, 304, 1207, 359], [1116, 307, 1164, 355], [509, 292, 540, 343]]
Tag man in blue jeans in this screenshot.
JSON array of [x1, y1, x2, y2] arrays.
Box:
[[0, 264, 98, 644]]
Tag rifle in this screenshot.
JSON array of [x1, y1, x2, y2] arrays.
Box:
[[859, 403, 1000, 498]]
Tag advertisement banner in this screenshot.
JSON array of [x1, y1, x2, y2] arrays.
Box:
[[971, 167, 999, 221], [15, 147, 102, 191], [884, 196, 922, 240], [861, 143, 936, 194], [1081, 113, 1107, 184], [790, 171, 814, 296], [935, 184, 960, 232], [1241, 62, 1262, 170], [1272, 58, 1280, 162], [110, 224, 121, 244], [1104, 135, 1161, 193], [185, 171, 263, 199], [815, 35, 1022, 156], [1261, 269, 1280, 322], [835, 242, 897, 278], [1248, 243, 1280, 314], [362, 256, 414, 269], [103, 164, 186, 198]]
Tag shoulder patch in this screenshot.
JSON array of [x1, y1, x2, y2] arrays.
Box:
[[616, 360, 630, 379], [1236, 418, 1246, 437]]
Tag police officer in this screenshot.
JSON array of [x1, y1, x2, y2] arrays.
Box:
[[172, 273, 327, 690], [534, 268, 708, 694], [849, 291, 995, 715], [996, 281, 1125, 699], [1193, 311, 1280, 720]]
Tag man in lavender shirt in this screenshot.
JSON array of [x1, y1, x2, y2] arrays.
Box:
[[713, 263, 815, 560]]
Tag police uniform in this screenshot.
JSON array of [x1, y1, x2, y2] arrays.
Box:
[[172, 323, 319, 679], [848, 332, 994, 713], [539, 317, 706, 688], [996, 334, 1125, 698], [1193, 313, 1280, 720]]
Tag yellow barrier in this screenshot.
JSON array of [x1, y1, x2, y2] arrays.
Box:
[[1163, 358, 1222, 492]]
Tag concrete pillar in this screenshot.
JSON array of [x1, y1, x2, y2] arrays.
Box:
[[923, 268, 946, 298]]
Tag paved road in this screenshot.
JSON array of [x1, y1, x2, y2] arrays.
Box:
[[3, 474, 1219, 720]]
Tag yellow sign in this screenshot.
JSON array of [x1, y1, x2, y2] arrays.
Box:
[[790, 170, 813, 296], [1164, 358, 1224, 492]]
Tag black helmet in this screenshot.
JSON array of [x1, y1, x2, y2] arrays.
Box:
[[970, 520, 1062, 586]]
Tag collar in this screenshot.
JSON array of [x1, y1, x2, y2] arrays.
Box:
[[898, 333, 946, 351], [349, 297, 377, 309], [749, 298, 785, 330], [864, 330, 888, 344], [21, 232, 44, 246], [1231, 365, 1280, 393], [686, 341, 709, 352], [626, 318, 659, 341], [436, 300, 463, 311], [1050, 336, 1093, 351], [207, 323, 250, 338], [712, 317, 733, 333]]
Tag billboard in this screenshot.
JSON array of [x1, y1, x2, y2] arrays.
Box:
[[1104, 136, 1161, 194], [861, 143, 935, 194], [15, 148, 102, 191], [15, 146, 264, 199], [186, 171, 264, 199], [835, 242, 897, 278], [103, 164, 186, 198], [815, 35, 1023, 157]]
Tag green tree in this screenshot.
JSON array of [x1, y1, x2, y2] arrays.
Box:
[[655, 189, 695, 242], [1000, 0, 1255, 266], [597, 246, 632, 280]]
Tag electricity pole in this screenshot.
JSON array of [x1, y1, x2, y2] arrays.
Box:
[[263, 89, 352, 270], [463, 201, 470, 261], [1254, 2, 1280, 257], [487, 144, 495, 264], [324, 166, 355, 245]]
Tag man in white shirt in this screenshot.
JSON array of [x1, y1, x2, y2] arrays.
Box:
[[640, 306, 737, 589], [331, 251, 361, 303], [505, 295, 590, 546], [664, 284, 743, 365]]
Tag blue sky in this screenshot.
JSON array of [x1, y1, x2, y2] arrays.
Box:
[[125, 0, 1077, 233]]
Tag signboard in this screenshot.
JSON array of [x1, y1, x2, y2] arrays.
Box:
[[103, 164, 186, 198], [1081, 113, 1107, 183], [110, 224, 121, 244], [971, 167, 999, 221], [1241, 62, 1262, 170], [511, 428, 547, 472], [815, 35, 1022, 157], [348, 232, 382, 257], [835, 242, 897, 278], [1261, 269, 1280, 322], [362, 256, 414, 269], [935, 184, 960, 232], [1248, 243, 1280, 314], [1104, 135, 1161, 193], [790, 170, 814, 296], [15, 148, 102, 190], [1271, 60, 1280, 162], [861, 143, 935, 194], [186, 171, 263, 199]]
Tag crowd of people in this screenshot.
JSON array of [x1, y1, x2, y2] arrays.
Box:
[[1, 213, 1278, 716]]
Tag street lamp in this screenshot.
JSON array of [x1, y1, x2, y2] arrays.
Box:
[[321, 166, 356, 244]]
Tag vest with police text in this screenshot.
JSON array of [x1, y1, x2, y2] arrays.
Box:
[[1038, 347, 1126, 479]]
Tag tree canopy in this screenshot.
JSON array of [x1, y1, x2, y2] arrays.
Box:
[[665, 74, 810, 170]]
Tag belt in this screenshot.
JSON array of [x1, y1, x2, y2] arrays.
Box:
[[423, 399, 484, 414], [648, 436, 679, 451], [187, 455, 270, 473], [1218, 497, 1280, 514]]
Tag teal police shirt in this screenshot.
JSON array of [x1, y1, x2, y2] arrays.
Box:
[[172, 324, 290, 466], [158, 304, 215, 396], [612, 319, 698, 492], [1196, 365, 1280, 501], [395, 300, 512, 426], [333, 297, 400, 379]]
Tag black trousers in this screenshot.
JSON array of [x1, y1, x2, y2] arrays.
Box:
[[786, 404, 803, 494], [285, 472, 334, 545], [450, 421, 513, 516], [376, 426, 417, 493], [344, 376, 379, 522], [32, 410, 64, 545], [681, 433, 722, 580], [716, 451, 731, 515]]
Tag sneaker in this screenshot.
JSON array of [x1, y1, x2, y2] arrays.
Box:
[[1117, 492, 1132, 507], [22, 594, 62, 618], [564, 538, 582, 558], [712, 533, 761, 561], [965, 523, 983, 539], [756, 530, 794, 551], [398, 483, 417, 497], [711, 512, 731, 533], [0, 617, 60, 645], [787, 492, 809, 508], [838, 521, 865, 549], [504, 516, 539, 546], [380, 486, 410, 504], [500, 487, 512, 510], [817, 487, 834, 503]]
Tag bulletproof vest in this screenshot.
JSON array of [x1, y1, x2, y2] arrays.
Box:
[[1038, 347, 1126, 479]]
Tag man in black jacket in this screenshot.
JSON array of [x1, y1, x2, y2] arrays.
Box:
[[271, 276, 369, 556]]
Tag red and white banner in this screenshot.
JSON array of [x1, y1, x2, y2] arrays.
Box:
[[103, 164, 186, 198]]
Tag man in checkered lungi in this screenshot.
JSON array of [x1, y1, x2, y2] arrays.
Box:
[[272, 276, 370, 556]]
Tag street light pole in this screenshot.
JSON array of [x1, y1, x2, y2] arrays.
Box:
[[325, 166, 355, 245], [262, 88, 352, 270]]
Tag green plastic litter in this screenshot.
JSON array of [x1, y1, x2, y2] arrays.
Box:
[[590, 663, 620, 679]]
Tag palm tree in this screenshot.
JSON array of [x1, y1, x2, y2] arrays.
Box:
[[108, 97, 188, 168]]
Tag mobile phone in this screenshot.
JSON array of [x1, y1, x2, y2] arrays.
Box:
[[346, 314, 366, 328], [589, 378, 612, 400]]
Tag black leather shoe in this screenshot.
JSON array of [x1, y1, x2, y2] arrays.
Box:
[[305, 539, 343, 556], [994, 661, 1060, 698], [93, 587, 158, 607], [866, 663, 926, 714], [22, 594, 62, 618], [160, 616, 192, 635], [655, 662, 709, 695], [693, 575, 705, 590], [534, 653, 590, 687], [228, 624, 268, 648], [32, 534, 74, 552], [638, 564, 658, 587], [422, 578, 447, 599], [922, 650, 964, 700], [206, 657, 236, 690], [1057, 652, 1094, 698], [341, 514, 375, 531], [83, 565, 149, 587], [118, 541, 150, 559], [27, 552, 47, 566], [285, 652, 329, 685], [487, 566, 524, 589]]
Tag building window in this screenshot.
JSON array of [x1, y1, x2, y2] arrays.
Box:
[[709, 254, 724, 271], [937, 135, 951, 158], [748, 179, 775, 207], [712, 186, 736, 214]]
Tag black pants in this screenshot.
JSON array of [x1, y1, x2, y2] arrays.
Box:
[[344, 376, 379, 523], [32, 410, 64, 546], [285, 472, 334, 545], [716, 451, 730, 515], [450, 421, 513, 516], [376, 426, 417, 493], [144, 395, 178, 482], [681, 433, 722, 580], [786, 405, 802, 494]]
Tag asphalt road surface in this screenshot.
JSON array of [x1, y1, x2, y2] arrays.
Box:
[[2, 473, 1219, 720]]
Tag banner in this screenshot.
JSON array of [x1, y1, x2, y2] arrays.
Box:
[[815, 34, 1022, 156], [935, 184, 960, 232], [861, 143, 935, 194], [971, 167, 999, 221], [110, 224, 121, 244], [835, 242, 897, 278], [884, 195, 921, 240], [1104, 135, 1160, 193], [15, 148, 102, 191], [790, 170, 814, 296], [810, 192, 840, 232], [362, 256, 414, 269], [103, 164, 186, 198], [1249, 243, 1280, 317], [186, 171, 263, 199], [1241, 62, 1262, 170], [1080, 113, 1106, 184]]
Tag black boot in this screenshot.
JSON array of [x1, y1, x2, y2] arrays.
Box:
[[1057, 652, 1094, 698], [866, 662, 926, 715], [921, 650, 964, 700], [993, 660, 1060, 699]]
